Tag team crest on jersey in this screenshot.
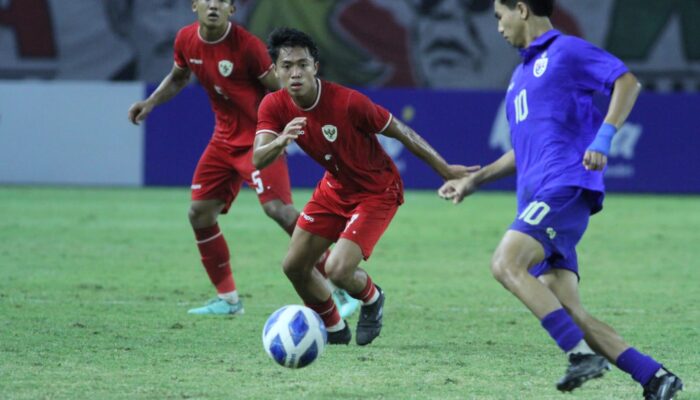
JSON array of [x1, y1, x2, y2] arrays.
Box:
[[218, 60, 234, 77], [533, 52, 548, 78], [321, 125, 338, 142]]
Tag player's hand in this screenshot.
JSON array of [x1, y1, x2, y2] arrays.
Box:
[[279, 117, 307, 146], [128, 101, 153, 125], [444, 164, 480, 180], [582, 150, 608, 171], [438, 175, 478, 204]]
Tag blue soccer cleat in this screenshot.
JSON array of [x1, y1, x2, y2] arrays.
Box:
[[187, 298, 244, 315], [332, 288, 360, 319]]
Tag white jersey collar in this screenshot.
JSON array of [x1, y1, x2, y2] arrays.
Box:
[[300, 79, 322, 111], [198, 22, 231, 44]]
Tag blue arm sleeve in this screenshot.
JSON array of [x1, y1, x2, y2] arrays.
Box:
[[586, 123, 617, 156]]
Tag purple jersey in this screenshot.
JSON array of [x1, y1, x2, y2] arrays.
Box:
[[505, 30, 628, 213]]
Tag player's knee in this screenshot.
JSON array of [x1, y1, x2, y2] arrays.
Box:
[[324, 258, 354, 284], [490, 252, 507, 281], [262, 201, 281, 219], [490, 253, 521, 287], [282, 251, 313, 282], [187, 206, 198, 221], [281, 258, 303, 281], [262, 202, 296, 226], [188, 203, 218, 227]]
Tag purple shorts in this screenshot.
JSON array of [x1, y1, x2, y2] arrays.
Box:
[[509, 186, 600, 279]]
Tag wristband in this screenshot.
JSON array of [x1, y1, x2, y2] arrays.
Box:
[[586, 123, 617, 156]]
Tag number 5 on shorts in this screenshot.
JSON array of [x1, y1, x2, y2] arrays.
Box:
[[251, 171, 264, 194], [518, 201, 550, 226]]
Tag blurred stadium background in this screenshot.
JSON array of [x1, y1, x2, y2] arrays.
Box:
[[1, 0, 699, 193], [2, 2, 699, 399]]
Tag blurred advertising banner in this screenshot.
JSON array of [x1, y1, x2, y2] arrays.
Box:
[[144, 85, 700, 194], [1, 80, 696, 193], [0, 0, 133, 79], [0, 81, 143, 186], [1, 0, 698, 90]]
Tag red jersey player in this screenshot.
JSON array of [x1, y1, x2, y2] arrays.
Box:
[[127, 0, 358, 317], [254, 28, 479, 345]]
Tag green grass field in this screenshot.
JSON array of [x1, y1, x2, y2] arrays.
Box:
[[0, 186, 698, 400]]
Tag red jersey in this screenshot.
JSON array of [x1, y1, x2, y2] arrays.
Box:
[[257, 79, 402, 196], [174, 22, 273, 149]]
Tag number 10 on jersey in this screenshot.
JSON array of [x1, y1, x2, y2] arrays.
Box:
[[514, 89, 528, 123]]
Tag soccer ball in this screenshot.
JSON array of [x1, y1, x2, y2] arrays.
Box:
[[262, 305, 327, 368]]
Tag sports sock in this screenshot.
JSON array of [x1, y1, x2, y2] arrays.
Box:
[[540, 308, 585, 353], [217, 290, 239, 304], [305, 296, 342, 331], [616, 347, 663, 386], [352, 275, 379, 305], [194, 224, 235, 294], [325, 319, 346, 332], [654, 368, 669, 378], [567, 339, 595, 356]]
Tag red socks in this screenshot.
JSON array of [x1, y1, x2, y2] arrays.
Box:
[[194, 224, 235, 294], [305, 296, 342, 330], [353, 274, 378, 304]]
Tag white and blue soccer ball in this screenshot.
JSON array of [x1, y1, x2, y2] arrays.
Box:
[[262, 305, 327, 368]]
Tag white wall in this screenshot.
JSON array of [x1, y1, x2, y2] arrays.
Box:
[[0, 81, 144, 186]]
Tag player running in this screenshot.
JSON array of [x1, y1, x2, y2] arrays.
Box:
[[127, 0, 358, 317], [439, 1, 683, 398], [254, 27, 477, 345]]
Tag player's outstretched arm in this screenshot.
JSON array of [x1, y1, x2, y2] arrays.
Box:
[[583, 72, 641, 171], [438, 150, 516, 204], [127, 65, 191, 125], [253, 117, 306, 169], [381, 118, 479, 180]]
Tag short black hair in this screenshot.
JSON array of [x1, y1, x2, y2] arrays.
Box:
[[267, 27, 320, 63], [498, 0, 554, 17]]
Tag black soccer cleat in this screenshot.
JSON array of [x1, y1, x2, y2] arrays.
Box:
[[643, 369, 683, 400], [356, 286, 384, 346], [327, 321, 351, 345], [556, 353, 611, 392]]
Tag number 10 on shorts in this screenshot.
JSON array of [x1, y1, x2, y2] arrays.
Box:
[[518, 201, 550, 226]]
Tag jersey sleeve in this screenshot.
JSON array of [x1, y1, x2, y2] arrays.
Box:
[[245, 34, 274, 79], [567, 39, 628, 95], [348, 91, 392, 136], [173, 29, 187, 69], [256, 94, 283, 136]]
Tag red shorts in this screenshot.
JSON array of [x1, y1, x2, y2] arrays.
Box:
[[297, 179, 402, 259], [191, 143, 292, 213]]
